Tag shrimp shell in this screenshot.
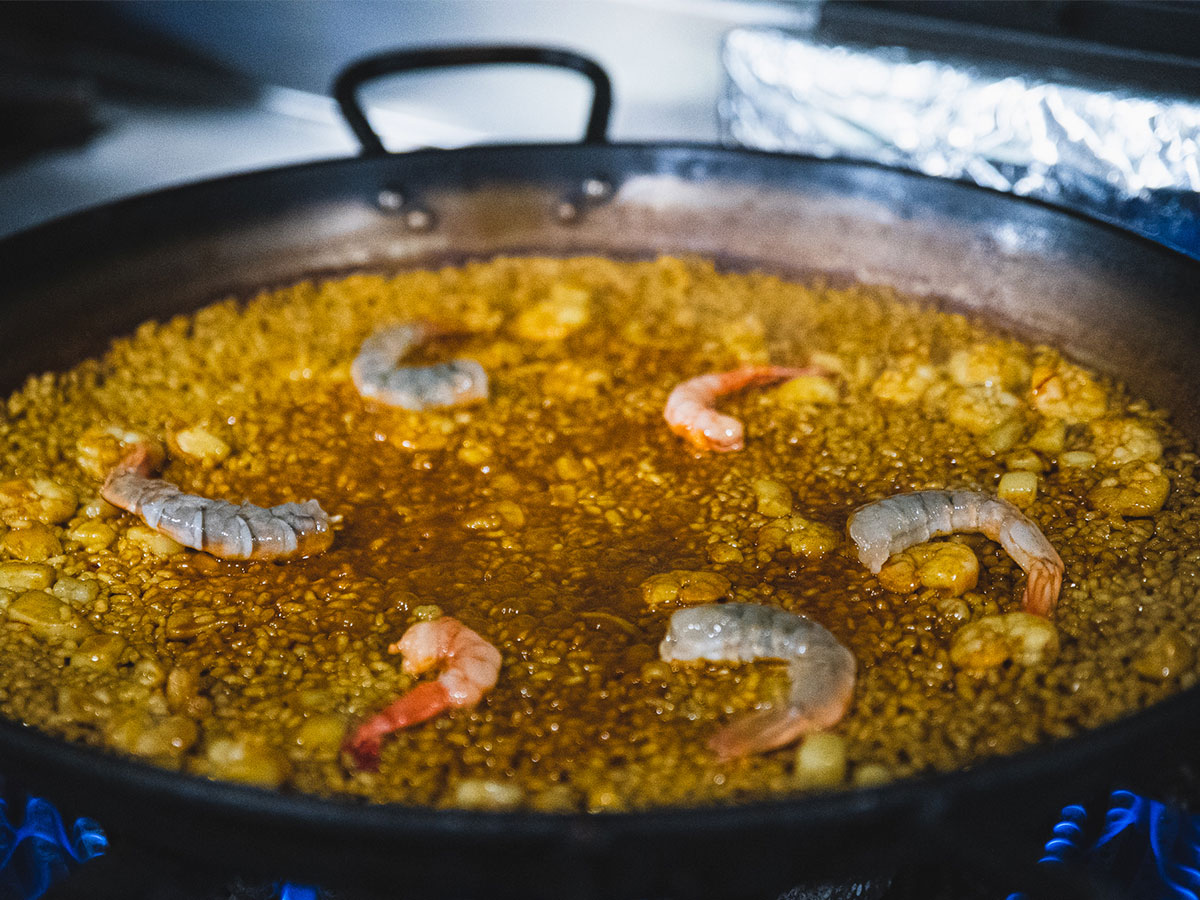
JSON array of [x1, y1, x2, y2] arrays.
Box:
[[352, 322, 488, 410], [101, 444, 332, 561], [663, 365, 824, 452], [660, 603, 856, 759], [343, 617, 502, 770], [847, 490, 1064, 616]]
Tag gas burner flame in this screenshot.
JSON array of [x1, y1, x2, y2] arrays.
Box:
[[1094, 790, 1200, 899], [278, 884, 319, 900], [0, 795, 106, 900], [1010, 790, 1200, 900]]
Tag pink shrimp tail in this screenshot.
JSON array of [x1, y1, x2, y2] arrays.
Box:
[[665, 365, 826, 452], [1021, 560, 1063, 617], [708, 676, 854, 761], [708, 708, 822, 761], [106, 442, 161, 480], [100, 442, 164, 508], [343, 681, 451, 771], [714, 365, 820, 391]]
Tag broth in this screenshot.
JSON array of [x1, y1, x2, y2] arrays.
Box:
[[0, 255, 1196, 810]]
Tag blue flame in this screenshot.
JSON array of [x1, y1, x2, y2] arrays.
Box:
[[1005, 802, 1090, 900], [278, 884, 319, 900], [1037, 803, 1088, 868], [0, 796, 106, 900], [1098, 789, 1144, 847], [1094, 790, 1200, 900], [1008, 791, 1200, 900]]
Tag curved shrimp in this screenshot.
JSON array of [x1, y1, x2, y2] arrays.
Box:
[[343, 617, 502, 770], [664, 365, 824, 452], [659, 603, 856, 760], [100, 443, 332, 561], [847, 490, 1064, 617], [352, 321, 488, 410]]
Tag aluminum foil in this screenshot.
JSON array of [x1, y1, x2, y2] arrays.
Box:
[[720, 27, 1200, 257]]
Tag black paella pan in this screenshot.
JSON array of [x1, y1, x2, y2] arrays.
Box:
[[0, 47, 1198, 900]]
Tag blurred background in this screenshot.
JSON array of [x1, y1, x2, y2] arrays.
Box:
[[0, 0, 813, 236], [1, 0, 1198, 251]]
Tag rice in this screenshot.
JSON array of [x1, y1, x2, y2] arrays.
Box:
[[0, 255, 1195, 811]]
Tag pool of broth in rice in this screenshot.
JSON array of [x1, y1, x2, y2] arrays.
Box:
[[0, 255, 1198, 811]]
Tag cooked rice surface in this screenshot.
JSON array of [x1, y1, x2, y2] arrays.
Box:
[[0, 255, 1196, 811]]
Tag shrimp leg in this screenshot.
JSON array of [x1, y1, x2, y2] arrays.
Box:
[[343, 618, 502, 770], [847, 490, 1064, 616], [101, 443, 332, 561], [352, 321, 488, 410], [659, 603, 856, 760], [664, 365, 825, 452]]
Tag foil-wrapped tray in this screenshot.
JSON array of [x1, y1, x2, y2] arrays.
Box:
[[720, 26, 1200, 257]]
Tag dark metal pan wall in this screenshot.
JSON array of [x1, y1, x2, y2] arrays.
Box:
[[1, 143, 1199, 899]]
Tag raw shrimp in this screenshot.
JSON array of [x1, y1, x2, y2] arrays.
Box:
[[352, 321, 488, 410], [847, 490, 1064, 617], [343, 617, 502, 770], [100, 443, 332, 561], [664, 365, 825, 452], [659, 603, 856, 760]]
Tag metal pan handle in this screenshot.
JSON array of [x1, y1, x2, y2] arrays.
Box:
[[332, 45, 613, 156]]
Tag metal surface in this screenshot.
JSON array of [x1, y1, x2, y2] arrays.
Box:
[[333, 45, 613, 155], [1, 143, 1200, 900], [719, 25, 1200, 259]]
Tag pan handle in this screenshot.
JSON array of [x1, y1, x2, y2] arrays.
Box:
[[332, 45, 613, 156]]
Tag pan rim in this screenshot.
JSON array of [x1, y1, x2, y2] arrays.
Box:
[[1, 141, 1197, 890]]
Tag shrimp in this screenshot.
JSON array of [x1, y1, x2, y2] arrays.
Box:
[[343, 617, 502, 770], [352, 321, 488, 410], [100, 442, 332, 561], [847, 490, 1064, 617], [659, 603, 856, 760], [664, 365, 825, 452]]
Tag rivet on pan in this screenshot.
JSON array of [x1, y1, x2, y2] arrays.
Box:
[[582, 178, 612, 200], [555, 201, 580, 223], [404, 208, 435, 232], [377, 189, 404, 212]]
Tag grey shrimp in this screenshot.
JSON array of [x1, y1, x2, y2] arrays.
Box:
[[352, 321, 488, 410], [101, 443, 332, 561], [847, 490, 1063, 616], [659, 603, 856, 760]]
